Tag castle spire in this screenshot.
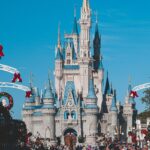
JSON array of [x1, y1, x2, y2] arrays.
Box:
[[80, 0, 91, 58], [72, 7, 78, 35], [57, 23, 61, 49], [104, 72, 111, 95], [87, 76, 97, 99], [43, 76, 54, 100], [82, 0, 90, 12], [93, 19, 101, 71], [110, 90, 117, 112]]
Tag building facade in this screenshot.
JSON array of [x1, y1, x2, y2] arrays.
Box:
[[22, 0, 137, 145]]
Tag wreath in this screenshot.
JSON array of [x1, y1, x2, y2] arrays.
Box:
[[0, 92, 13, 110]]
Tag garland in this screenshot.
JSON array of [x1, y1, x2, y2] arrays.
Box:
[[0, 92, 13, 110]]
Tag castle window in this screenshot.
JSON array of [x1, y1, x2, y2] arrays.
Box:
[[67, 53, 70, 56], [64, 111, 69, 119], [67, 60, 71, 64], [71, 111, 77, 120]]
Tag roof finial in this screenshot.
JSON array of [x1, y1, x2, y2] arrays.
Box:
[[128, 75, 132, 84], [29, 72, 33, 88], [94, 11, 98, 24], [48, 70, 52, 89], [57, 23, 61, 49], [74, 5, 76, 17], [83, 0, 90, 11]]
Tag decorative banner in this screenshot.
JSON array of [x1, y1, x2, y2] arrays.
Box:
[[0, 92, 13, 110], [0, 45, 4, 58], [12, 73, 22, 83]]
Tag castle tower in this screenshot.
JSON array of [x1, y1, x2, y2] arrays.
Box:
[[22, 84, 35, 133], [93, 21, 101, 72], [109, 90, 118, 139], [79, 0, 91, 97], [33, 87, 40, 105], [42, 78, 56, 145], [79, 0, 91, 58], [123, 83, 135, 141], [104, 73, 114, 112], [93, 21, 104, 109], [72, 8, 79, 55], [85, 77, 98, 145], [55, 26, 63, 100]]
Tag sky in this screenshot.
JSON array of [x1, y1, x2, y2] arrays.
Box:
[[0, 0, 150, 119]]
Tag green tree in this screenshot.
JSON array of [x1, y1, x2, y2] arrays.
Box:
[[141, 88, 150, 111]]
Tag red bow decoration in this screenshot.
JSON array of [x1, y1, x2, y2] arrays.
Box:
[[130, 90, 138, 98], [26, 91, 32, 98], [141, 129, 148, 135], [0, 45, 4, 58], [12, 73, 22, 82]]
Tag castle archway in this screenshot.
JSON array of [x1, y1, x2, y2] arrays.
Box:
[[63, 128, 77, 147]]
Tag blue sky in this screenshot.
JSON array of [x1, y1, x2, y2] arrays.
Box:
[[0, 0, 150, 118]]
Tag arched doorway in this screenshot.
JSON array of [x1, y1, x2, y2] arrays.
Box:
[[64, 128, 77, 148]]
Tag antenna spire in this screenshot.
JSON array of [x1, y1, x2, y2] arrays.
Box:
[[57, 23, 61, 49]]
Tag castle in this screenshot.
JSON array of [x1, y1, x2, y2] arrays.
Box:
[[22, 0, 137, 145]]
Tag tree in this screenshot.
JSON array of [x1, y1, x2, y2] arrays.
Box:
[[141, 88, 150, 111]]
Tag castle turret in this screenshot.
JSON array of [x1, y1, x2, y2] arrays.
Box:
[[55, 26, 63, 100], [123, 83, 134, 141], [110, 90, 118, 139], [33, 87, 40, 105], [79, 0, 91, 58], [42, 78, 56, 145], [85, 77, 98, 145], [79, 0, 91, 97], [22, 83, 35, 133], [92, 21, 104, 109], [93, 21, 101, 72], [72, 9, 79, 54]]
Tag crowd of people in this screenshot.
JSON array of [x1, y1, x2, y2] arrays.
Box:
[[21, 136, 149, 150]]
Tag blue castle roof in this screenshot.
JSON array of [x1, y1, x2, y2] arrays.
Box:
[[86, 104, 98, 109], [110, 90, 117, 112], [87, 79, 97, 99], [23, 105, 43, 110], [63, 81, 77, 105], [98, 59, 104, 70], [64, 65, 79, 70], [56, 47, 63, 60], [43, 82, 54, 99], [72, 16, 78, 35], [32, 111, 43, 117], [104, 72, 111, 95]]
